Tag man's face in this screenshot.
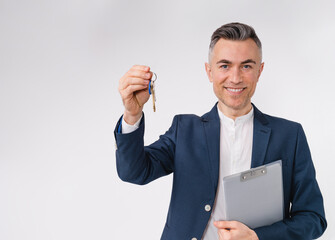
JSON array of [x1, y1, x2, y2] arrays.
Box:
[[205, 38, 264, 116]]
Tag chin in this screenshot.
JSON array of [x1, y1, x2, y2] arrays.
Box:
[[223, 100, 249, 111]]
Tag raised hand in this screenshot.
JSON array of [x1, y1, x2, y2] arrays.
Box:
[[118, 65, 152, 124]]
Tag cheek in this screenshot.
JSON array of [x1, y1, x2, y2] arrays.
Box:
[[252, 69, 261, 79], [244, 71, 257, 78], [212, 71, 228, 83], [244, 72, 259, 85], [248, 81, 259, 96]]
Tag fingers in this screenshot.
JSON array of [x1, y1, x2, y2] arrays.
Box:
[[214, 221, 258, 240], [118, 65, 153, 117], [119, 65, 153, 91], [124, 65, 152, 81], [119, 77, 150, 90], [217, 229, 230, 240], [214, 221, 238, 230], [121, 84, 148, 97], [126, 69, 152, 81], [131, 64, 150, 72]]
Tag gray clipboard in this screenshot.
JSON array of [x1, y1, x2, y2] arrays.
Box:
[[222, 160, 284, 229]]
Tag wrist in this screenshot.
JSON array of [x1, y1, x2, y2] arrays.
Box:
[[123, 111, 142, 125]]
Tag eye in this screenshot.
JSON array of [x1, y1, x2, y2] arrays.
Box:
[[243, 65, 252, 69], [220, 65, 229, 69]]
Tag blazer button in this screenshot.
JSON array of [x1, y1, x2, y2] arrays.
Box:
[[191, 238, 197, 240], [205, 204, 211, 212]]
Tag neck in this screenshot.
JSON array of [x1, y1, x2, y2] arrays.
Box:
[[218, 102, 253, 120]]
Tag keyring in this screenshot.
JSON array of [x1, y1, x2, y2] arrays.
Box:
[[149, 72, 157, 95], [134, 72, 157, 112], [150, 72, 157, 112]]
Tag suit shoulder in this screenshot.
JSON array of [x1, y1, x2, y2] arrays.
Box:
[[173, 113, 203, 123], [263, 113, 302, 130]]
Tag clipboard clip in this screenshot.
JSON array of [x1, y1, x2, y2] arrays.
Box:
[[240, 167, 267, 182]]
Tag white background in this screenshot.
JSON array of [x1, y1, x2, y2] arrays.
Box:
[[1, 0, 334, 239]]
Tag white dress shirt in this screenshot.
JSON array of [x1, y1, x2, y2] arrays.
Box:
[[121, 115, 142, 134], [120, 106, 254, 240], [202, 106, 254, 239]]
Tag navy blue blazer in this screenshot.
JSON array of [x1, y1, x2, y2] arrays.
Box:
[[115, 104, 327, 240]]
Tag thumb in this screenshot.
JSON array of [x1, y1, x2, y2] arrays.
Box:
[[214, 220, 236, 230]]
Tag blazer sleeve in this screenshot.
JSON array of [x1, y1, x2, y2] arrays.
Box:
[[254, 124, 327, 240], [114, 114, 177, 185]]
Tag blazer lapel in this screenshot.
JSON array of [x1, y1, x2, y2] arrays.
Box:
[[202, 104, 220, 195], [201, 103, 271, 192], [251, 104, 271, 168]]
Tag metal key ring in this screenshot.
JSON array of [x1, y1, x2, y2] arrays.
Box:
[[151, 72, 157, 82], [148, 72, 157, 95]]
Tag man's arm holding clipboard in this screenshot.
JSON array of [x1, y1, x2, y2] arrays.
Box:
[[252, 125, 326, 240], [215, 125, 326, 240]]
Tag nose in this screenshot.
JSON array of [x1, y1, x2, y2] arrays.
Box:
[[229, 67, 242, 84]]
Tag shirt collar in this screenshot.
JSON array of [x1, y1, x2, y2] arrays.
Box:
[[217, 105, 254, 126]]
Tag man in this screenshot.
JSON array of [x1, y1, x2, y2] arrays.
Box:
[[115, 23, 327, 240]]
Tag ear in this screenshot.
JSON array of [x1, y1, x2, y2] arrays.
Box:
[[257, 62, 264, 79], [205, 62, 213, 83]]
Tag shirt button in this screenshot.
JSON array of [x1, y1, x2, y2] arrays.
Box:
[[204, 204, 211, 212]]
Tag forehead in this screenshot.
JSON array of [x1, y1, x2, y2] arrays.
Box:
[[212, 38, 261, 63]]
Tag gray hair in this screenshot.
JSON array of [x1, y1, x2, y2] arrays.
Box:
[[208, 22, 262, 62]]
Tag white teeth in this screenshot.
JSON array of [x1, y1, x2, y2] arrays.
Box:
[[227, 88, 243, 92]]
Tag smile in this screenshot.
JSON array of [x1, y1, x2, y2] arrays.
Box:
[[225, 87, 245, 93]]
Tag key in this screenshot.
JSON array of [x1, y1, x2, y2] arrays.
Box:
[[150, 73, 157, 112], [134, 72, 157, 111], [151, 80, 156, 112]]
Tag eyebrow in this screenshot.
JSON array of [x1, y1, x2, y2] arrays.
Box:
[[216, 59, 232, 64], [216, 59, 257, 65], [241, 59, 256, 65]]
